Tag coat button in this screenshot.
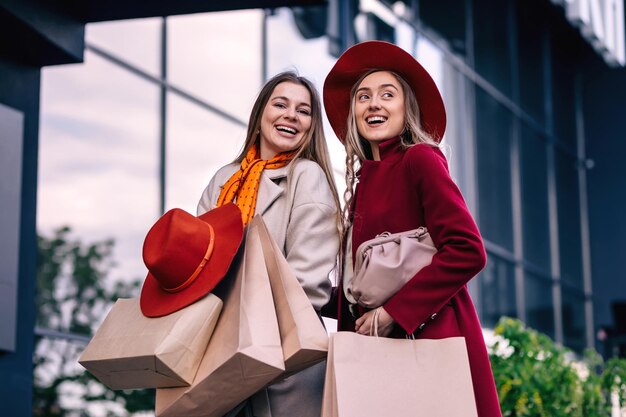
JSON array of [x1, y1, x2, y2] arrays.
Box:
[[430, 313, 437, 320], [419, 323, 426, 330]]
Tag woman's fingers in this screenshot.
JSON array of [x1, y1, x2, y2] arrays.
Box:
[[355, 307, 396, 336], [355, 309, 378, 335]]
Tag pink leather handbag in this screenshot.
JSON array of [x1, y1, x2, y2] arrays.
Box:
[[348, 227, 437, 308]]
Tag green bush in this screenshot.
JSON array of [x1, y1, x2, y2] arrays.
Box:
[[489, 317, 626, 417]]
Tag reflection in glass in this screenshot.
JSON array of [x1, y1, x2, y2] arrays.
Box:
[[416, 36, 444, 95], [561, 288, 586, 353], [437, 64, 464, 181], [39, 50, 160, 284], [556, 151, 583, 289], [550, 20, 578, 150], [267, 8, 348, 191], [86, 18, 162, 78], [475, 89, 514, 250], [525, 272, 555, 339], [520, 126, 550, 270], [516, 0, 546, 125], [165, 93, 247, 214], [418, 0, 466, 55], [473, 0, 512, 96], [168, 10, 263, 122], [479, 254, 516, 328]]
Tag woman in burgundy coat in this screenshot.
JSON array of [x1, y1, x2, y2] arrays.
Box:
[[322, 41, 502, 417]]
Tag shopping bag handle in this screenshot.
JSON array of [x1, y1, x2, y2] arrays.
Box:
[[369, 307, 384, 338], [370, 306, 417, 340]]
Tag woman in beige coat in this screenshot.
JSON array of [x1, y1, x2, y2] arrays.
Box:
[[197, 71, 341, 417]]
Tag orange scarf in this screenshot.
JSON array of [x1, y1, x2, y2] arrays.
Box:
[[217, 145, 295, 225]]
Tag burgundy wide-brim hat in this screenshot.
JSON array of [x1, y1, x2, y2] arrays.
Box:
[[140, 203, 244, 317], [323, 40, 446, 143]]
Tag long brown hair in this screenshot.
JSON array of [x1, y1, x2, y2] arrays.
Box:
[[235, 70, 342, 234], [342, 69, 439, 228]]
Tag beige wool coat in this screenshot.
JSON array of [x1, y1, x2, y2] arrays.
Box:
[[197, 158, 339, 417]]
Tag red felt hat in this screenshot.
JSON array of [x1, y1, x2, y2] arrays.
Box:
[[323, 40, 446, 143], [140, 203, 244, 317]]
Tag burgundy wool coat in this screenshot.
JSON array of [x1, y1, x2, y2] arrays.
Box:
[[324, 137, 502, 417]]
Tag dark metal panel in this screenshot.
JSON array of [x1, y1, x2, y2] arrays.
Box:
[[583, 54, 626, 339], [0, 0, 84, 66], [0, 0, 324, 67], [66, 0, 326, 23]]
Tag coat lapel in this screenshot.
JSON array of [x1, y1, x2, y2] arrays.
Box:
[[255, 166, 288, 216]]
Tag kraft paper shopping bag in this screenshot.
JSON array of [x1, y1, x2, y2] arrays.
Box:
[[155, 221, 285, 417], [321, 332, 478, 417], [79, 294, 222, 390], [255, 216, 328, 374]]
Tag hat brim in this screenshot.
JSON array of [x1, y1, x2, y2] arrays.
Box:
[[140, 203, 244, 317], [323, 41, 446, 143]]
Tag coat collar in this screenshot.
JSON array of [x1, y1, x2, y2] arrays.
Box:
[[255, 164, 289, 215], [378, 136, 402, 160]]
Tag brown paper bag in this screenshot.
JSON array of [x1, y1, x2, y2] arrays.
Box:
[[254, 215, 328, 374], [155, 220, 285, 417], [78, 294, 222, 390], [322, 332, 478, 417]]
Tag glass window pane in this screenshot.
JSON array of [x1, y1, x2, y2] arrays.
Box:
[[562, 288, 586, 352], [520, 126, 551, 270], [550, 21, 578, 150], [419, 0, 466, 55], [86, 18, 162, 78], [516, 0, 546, 125], [165, 93, 247, 214], [267, 7, 348, 190], [479, 254, 516, 328], [437, 63, 472, 195], [475, 89, 514, 251], [555, 150, 583, 289], [267, 8, 338, 98], [473, 0, 512, 96], [168, 10, 263, 122], [525, 272, 555, 339], [39, 50, 160, 283]]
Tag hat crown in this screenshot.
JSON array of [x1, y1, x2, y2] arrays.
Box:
[[143, 209, 211, 291]]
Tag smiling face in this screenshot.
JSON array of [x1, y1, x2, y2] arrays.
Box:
[[259, 81, 312, 160], [354, 71, 406, 146]]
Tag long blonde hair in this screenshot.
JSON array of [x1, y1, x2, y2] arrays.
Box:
[[235, 71, 342, 232], [342, 69, 440, 228]]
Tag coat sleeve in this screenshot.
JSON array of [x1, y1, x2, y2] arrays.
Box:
[[284, 163, 339, 311], [383, 145, 486, 334]]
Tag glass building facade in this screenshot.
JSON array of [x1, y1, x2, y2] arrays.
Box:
[[28, 0, 625, 413], [39, 0, 595, 349]]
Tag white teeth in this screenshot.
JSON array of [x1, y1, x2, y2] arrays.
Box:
[[367, 116, 387, 124], [276, 125, 297, 134]]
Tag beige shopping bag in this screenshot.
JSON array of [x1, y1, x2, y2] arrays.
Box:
[[155, 220, 285, 417], [78, 294, 222, 390], [255, 216, 328, 374], [322, 332, 478, 417]]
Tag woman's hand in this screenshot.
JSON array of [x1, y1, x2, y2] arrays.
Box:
[[354, 307, 395, 337]]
